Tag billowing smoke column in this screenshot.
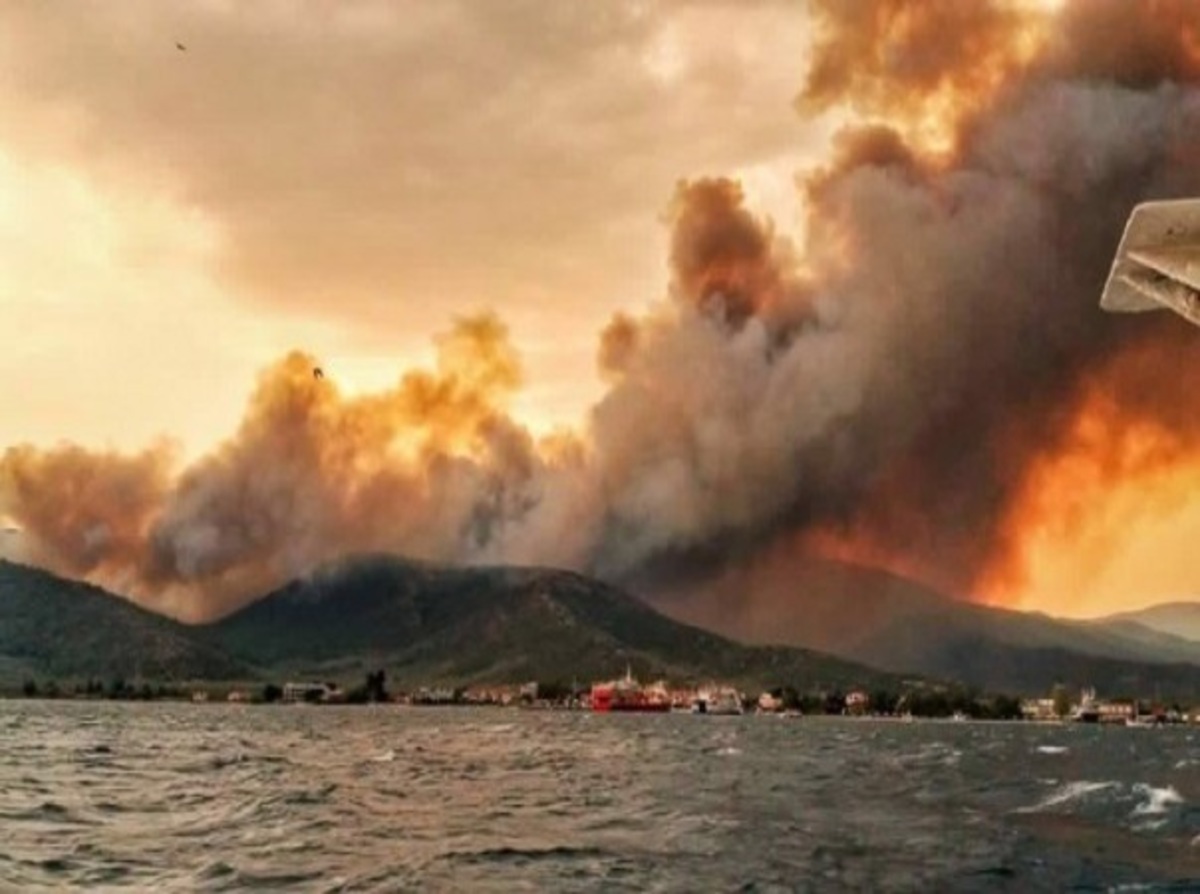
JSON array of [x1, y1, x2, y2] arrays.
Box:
[[1, 316, 576, 617], [4, 0, 1200, 620]]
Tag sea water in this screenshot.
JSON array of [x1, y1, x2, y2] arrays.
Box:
[[2, 701, 1198, 892]]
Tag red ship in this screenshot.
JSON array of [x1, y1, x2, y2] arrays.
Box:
[[590, 666, 671, 713]]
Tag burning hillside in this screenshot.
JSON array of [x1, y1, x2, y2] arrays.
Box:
[[4, 0, 1200, 620]]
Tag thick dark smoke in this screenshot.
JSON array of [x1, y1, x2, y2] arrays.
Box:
[[604, 0, 1200, 602], [4, 0, 1200, 620], [779, 0, 1200, 598]]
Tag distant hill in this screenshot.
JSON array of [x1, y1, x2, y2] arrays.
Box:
[[651, 557, 1200, 700], [1099, 602, 1200, 643], [201, 554, 898, 691], [12, 550, 1194, 700], [0, 560, 251, 683]]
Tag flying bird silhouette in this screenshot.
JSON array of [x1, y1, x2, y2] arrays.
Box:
[[176, 42, 187, 52], [313, 367, 324, 380]]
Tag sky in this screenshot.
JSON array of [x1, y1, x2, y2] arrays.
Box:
[[3, 0, 1200, 623], [0, 1, 817, 455]]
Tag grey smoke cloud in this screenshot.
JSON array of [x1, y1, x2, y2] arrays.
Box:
[[4, 0, 1200, 621], [0, 1, 813, 342]]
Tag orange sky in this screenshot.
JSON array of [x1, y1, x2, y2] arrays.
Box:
[[0, 2, 817, 457], [2, 1, 1198, 620]]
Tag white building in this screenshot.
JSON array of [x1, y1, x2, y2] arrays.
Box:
[[283, 682, 339, 703]]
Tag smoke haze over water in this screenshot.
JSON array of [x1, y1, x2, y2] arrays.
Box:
[[4, 0, 1200, 620]]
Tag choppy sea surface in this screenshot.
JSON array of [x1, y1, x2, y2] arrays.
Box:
[[2, 702, 1199, 892]]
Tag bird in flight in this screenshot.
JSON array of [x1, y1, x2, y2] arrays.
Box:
[[313, 367, 324, 380], [176, 42, 187, 52]]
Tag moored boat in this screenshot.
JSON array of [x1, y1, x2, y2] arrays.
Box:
[[692, 686, 744, 716], [590, 667, 671, 713]]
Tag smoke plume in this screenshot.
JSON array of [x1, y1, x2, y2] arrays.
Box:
[[4, 0, 1200, 620]]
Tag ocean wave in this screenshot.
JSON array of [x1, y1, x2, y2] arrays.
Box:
[[5, 701, 1200, 891], [192, 860, 325, 888], [443, 844, 611, 866], [1130, 784, 1183, 817], [1, 801, 100, 826], [1015, 781, 1119, 814]]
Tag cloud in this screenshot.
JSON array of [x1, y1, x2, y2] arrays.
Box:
[[0, 1, 816, 336], [5, 0, 1200, 624]]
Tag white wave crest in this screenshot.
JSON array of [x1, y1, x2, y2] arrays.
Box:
[[1015, 780, 1118, 814], [1131, 784, 1182, 817]]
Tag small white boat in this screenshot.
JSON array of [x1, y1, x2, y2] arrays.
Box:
[[1125, 716, 1158, 728], [693, 687, 744, 716]]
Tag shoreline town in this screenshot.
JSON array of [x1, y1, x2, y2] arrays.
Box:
[[8, 668, 1199, 726]]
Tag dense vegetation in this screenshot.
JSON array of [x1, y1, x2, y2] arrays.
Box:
[[202, 554, 901, 691], [664, 557, 1200, 700], [1, 556, 896, 693], [0, 561, 251, 681], [5, 555, 1199, 708]]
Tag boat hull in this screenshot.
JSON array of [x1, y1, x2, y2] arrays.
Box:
[[590, 673, 671, 713], [593, 703, 671, 713]]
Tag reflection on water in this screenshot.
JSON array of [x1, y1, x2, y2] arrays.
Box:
[[1, 702, 1198, 891]]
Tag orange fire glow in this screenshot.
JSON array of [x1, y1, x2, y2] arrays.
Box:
[[801, 0, 1056, 157], [797, 524, 954, 597], [979, 343, 1200, 617]]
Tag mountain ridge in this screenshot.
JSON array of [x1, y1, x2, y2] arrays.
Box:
[[0, 560, 252, 682], [201, 552, 899, 690], [0, 555, 896, 692], [1097, 601, 1200, 643], [5, 553, 1199, 700], [649, 556, 1200, 698]]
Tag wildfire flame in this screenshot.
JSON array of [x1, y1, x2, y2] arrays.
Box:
[[4, 0, 1200, 621]]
